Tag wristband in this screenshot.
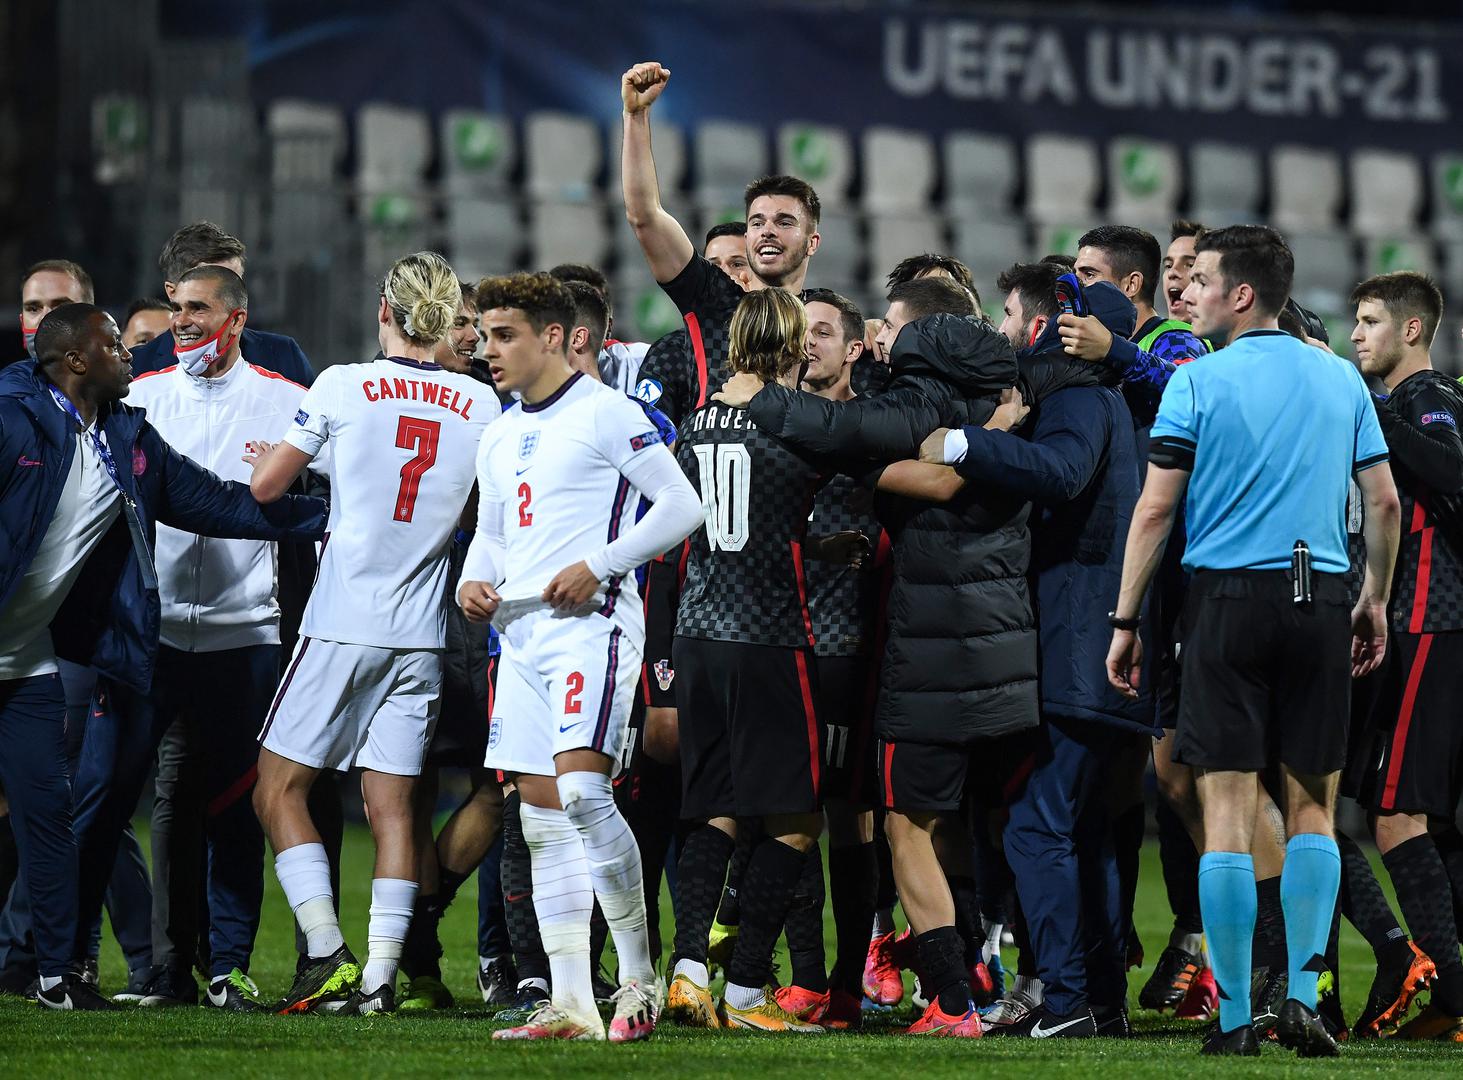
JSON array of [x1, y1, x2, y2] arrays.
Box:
[[1108, 611, 1141, 631]]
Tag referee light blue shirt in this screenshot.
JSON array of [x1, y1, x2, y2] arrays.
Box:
[[1149, 329, 1389, 574]]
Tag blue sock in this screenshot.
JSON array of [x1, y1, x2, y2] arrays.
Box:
[[1281, 833, 1341, 1009], [1198, 851, 1256, 1032]]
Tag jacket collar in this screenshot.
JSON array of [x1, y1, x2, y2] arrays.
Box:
[[176, 353, 250, 398]]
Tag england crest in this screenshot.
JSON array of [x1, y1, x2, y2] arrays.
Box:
[[518, 430, 540, 460]]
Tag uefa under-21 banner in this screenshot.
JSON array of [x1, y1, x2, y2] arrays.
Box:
[[234, 0, 1462, 154]]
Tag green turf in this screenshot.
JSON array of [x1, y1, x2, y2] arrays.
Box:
[[2, 824, 1457, 1077]]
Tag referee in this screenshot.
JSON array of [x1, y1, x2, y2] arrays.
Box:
[[1104, 226, 1401, 1058]]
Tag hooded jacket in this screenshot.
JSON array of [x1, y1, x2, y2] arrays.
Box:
[[749, 314, 1042, 745], [954, 281, 1158, 735], [0, 360, 328, 693]]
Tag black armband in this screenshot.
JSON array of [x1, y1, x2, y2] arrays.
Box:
[[1148, 436, 1196, 471]]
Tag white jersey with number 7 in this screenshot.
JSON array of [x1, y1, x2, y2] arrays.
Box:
[[282, 356, 495, 648]]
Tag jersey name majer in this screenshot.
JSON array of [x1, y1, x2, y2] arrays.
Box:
[[689, 402, 756, 433]]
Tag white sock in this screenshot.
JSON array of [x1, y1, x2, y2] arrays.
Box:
[[1013, 974, 1043, 1002], [361, 877, 418, 994], [982, 919, 1004, 964], [673, 958, 709, 986], [39, 975, 63, 992], [557, 771, 654, 985], [724, 981, 764, 1010], [1169, 928, 1205, 960], [872, 908, 896, 937], [275, 843, 344, 958], [521, 803, 597, 1020]]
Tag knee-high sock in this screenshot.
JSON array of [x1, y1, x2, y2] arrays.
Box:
[[362, 878, 418, 994], [1337, 829, 1410, 966], [520, 803, 597, 1019], [558, 772, 654, 986], [1431, 825, 1463, 935], [1253, 875, 1287, 970], [1383, 833, 1463, 1016], [829, 841, 878, 995], [618, 753, 679, 964], [671, 823, 735, 977], [1198, 851, 1256, 1033], [1280, 834, 1341, 1010], [717, 825, 756, 927], [949, 874, 986, 967], [785, 842, 828, 992], [500, 792, 549, 986], [725, 836, 808, 997], [275, 843, 343, 959]]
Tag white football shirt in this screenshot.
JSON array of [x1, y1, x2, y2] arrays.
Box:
[[284, 356, 494, 648], [466, 372, 686, 629]]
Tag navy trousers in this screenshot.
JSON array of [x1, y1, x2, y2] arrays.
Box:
[[1003, 715, 1129, 1016], [0, 675, 76, 977], [477, 833, 510, 959], [102, 645, 277, 979]]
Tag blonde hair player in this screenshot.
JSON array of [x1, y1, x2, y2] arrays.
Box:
[[458, 272, 701, 1042], [247, 251, 497, 1015]]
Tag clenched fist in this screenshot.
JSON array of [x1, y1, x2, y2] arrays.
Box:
[[622, 62, 671, 114]]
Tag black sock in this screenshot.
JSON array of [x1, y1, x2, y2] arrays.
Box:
[[874, 822, 897, 915], [785, 842, 828, 992], [829, 841, 878, 995], [438, 866, 471, 909], [620, 753, 680, 963], [1337, 830, 1411, 967], [914, 925, 971, 1015], [716, 827, 755, 927], [501, 791, 549, 985], [1432, 825, 1463, 935], [401, 895, 446, 980], [1156, 799, 1203, 936], [1112, 802, 1145, 941], [591, 901, 610, 979], [1383, 834, 1463, 1016], [671, 824, 736, 966], [948, 874, 985, 967], [1254, 876, 1288, 971], [0, 816, 16, 906], [726, 837, 808, 991]]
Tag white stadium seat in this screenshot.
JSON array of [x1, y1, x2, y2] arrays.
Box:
[[525, 111, 601, 203], [810, 209, 864, 286], [1270, 145, 1344, 233], [1349, 149, 1423, 238], [267, 100, 347, 188], [440, 110, 516, 196], [445, 196, 524, 281], [777, 121, 854, 210], [1188, 141, 1262, 222], [1025, 135, 1099, 225], [862, 127, 936, 214], [866, 212, 946, 293], [609, 115, 686, 197], [951, 217, 1030, 303], [693, 119, 768, 212], [1432, 154, 1463, 241], [356, 103, 431, 193], [1287, 230, 1358, 311], [943, 132, 1019, 216], [1107, 137, 1182, 223], [1361, 235, 1437, 279], [529, 200, 609, 268]]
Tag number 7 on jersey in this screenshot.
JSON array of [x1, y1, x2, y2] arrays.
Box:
[[394, 416, 441, 522]]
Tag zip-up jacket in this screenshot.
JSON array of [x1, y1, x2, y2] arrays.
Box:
[[0, 360, 327, 692]]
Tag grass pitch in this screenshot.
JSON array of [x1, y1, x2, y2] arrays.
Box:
[[2, 823, 1458, 1077]]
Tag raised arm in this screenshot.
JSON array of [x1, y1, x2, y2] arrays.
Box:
[[621, 62, 695, 284]]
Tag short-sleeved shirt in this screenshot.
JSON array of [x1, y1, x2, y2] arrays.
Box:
[[634, 255, 742, 426], [284, 356, 494, 648], [674, 401, 823, 648], [1149, 329, 1388, 574]]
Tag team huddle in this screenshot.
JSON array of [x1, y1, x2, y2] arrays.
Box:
[[3, 58, 1463, 1059]]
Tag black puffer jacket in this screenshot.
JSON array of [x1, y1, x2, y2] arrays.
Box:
[[749, 314, 1048, 745]]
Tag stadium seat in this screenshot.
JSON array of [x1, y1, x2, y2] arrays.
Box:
[[91, 94, 148, 184], [950, 217, 1030, 303], [777, 122, 854, 209], [267, 99, 347, 188], [1270, 146, 1343, 233], [524, 111, 602, 203], [1188, 141, 1262, 223], [1287, 231, 1358, 310], [1432, 154, 1463, 241], [943, 132, 1019, 216], [1107, 137, 1182, 224], [356, 103, 432, 193], [1441, 241, 1463, 306], [440, 110, 516, 196], [1361, 236, 1438, 279], [608, 115, 687, 198], [530, 200, 609, 269], [1025, 135, 1099, 224], [866, 212, 946, 293], [1034, 221, 1096, 261], [693, 120, 769, 213], [1349, 149, 1423, 238], [811, 209, 865, 287], [445, 195, 524, 281], [862, 127, 936, 214]]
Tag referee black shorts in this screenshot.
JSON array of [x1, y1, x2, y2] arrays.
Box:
[[674, 636, 823, 820], [1174, 570, 1351, 776], [1348, 630, 1463, 818]]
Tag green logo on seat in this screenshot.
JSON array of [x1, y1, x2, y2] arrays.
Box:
[[635, 288, 682, 340], [1120, 146, 1161, 198], [453, 118, 501, 170], [791, 129, 831, 179]]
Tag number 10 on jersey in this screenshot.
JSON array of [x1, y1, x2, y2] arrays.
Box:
[[691, 443, 750, 552]]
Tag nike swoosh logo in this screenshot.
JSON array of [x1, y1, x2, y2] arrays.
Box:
[[1032, 1015, 1088, 1037], [516, 466, 532, 475], [559, 723, 575, 732], [505, 891, 530, 902], [17, 455, 43, 467]]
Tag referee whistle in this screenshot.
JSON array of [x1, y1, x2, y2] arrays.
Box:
[[1292, 540, 1312, 605]]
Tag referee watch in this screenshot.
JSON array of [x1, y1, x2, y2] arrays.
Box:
[[1108, 611, 1141, 631]]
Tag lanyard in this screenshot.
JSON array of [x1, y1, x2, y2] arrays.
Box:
[[45, 382, 159, 590]]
